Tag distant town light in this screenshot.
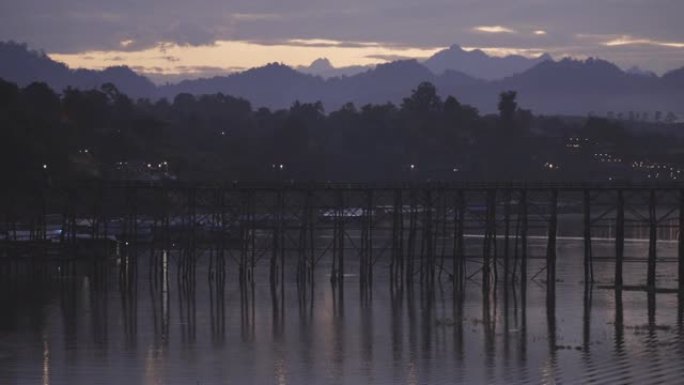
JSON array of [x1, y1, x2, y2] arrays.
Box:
[[42, 164, 47, 169], [279, 164, 284, 169], [410, 164, 415, 170]]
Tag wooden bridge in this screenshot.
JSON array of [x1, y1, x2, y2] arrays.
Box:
[[2, 181, 684, 294]]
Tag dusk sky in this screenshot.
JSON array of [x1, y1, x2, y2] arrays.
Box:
[[1, 0, 683, 79]]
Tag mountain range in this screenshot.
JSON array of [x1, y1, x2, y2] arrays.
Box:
[[1, 41, 682, 116]]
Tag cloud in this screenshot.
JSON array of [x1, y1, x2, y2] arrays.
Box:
[[174, 65, 238, 74], [247, 38, 382, 48], [473, 25, 517, 34], [533, 30, 547, 36], [162, 23, 218, 47], [603, 35, 684, 48], [461, 46, 547, 58], [158, 55, 181, 63]]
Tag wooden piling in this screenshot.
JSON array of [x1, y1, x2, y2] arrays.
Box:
[[453, 190, 465, 293], [546, 189, 558, 297], [390, 189, 404, 284], [482, 189, 496, 290], [679, 189, 684, 292], [406, 189, 417, 285], [520, 189, 528, 289], [615, 190, 625, 288], [271, 189, 283, 286], [367, 190, 374, 288], [339, 190, 345, 286], [503, 189, 511, 287], [583, 190, 593, 284], [423, 189, 434, 288], [647, 189, 657, 289]]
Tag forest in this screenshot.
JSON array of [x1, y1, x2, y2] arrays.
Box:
[[0, 77, 681, 185]]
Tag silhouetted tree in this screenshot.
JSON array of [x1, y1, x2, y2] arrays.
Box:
[[498, 91, 517, 126], [401, 82, 442, 114]]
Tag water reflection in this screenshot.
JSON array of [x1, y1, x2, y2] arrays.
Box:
[[2, 244, 684, 384], [42, 337, 49, 385], [150, 250, 169, 345], [177, 251, 196, 344], [119, 251, 138, 346]]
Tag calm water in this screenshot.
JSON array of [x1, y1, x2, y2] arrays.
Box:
[[2, 237, 684, 384]]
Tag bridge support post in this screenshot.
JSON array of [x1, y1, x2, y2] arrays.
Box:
[[648, 189, 657, 289], [519, 189, 528, 293], [546, 189, 558, 299], [615, 190, 625, 288], [583, 189, 593, 284], [679, 189, 684, 292]]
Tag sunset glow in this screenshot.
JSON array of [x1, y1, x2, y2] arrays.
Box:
[[50, 39, 445, 78]]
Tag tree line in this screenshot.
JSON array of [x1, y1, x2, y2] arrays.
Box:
[[0, 78, 680, 184]]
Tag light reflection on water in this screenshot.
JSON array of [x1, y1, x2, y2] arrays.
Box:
[[1, 239, 684, 384]]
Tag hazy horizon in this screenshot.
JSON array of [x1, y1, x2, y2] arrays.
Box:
[[0, 39, 676, 86]]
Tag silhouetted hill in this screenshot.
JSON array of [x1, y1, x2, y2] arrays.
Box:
[[663, 67, 684, 88], [160, 63, 326, 108], [501, 58, 630, 91], [73, 66, 157, 98], [158, 56, 684, 114], [424, 44, 551, 79], [484, 58, 672, 115], [160, 60, 440, 109], [0, 41, 157, 98], [0, 42, 73, 89], [323, 60, 437, 107]]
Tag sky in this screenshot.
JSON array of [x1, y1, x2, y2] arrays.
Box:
[[1, 0, 683, 80]]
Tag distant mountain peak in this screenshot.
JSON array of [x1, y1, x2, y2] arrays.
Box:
[[308, 58, 334, 71], [424, 43, 552, 80], [549, 57, 624, 74], [296, 58, 370, 79]]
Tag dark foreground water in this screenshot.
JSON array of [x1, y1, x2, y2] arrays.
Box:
[[2, 238, 684, 384]]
